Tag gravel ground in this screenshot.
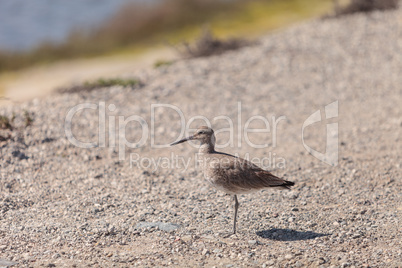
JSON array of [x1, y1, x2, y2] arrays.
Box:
[[1, 8, 401, 268]]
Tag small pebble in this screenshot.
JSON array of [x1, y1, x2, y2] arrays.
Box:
[[248, 240, 257, 246]]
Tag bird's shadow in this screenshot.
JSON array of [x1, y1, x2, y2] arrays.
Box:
[[256, 228, 329, 241]]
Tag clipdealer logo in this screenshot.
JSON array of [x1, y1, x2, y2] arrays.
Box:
[[302, 101, 339, 166], [64, 101, 339, 167]]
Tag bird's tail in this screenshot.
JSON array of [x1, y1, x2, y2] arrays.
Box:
[[280, 180, 295, 190], [256, 171, 295, 190], [269, 179, 295, 190]]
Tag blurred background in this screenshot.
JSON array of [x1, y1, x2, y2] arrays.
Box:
[[0, 0, 392, 102]]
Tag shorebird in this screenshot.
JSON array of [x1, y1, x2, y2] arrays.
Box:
[[171, 126, 294, 234]]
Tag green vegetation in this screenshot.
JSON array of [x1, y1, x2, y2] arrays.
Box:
[[83, 78, 142, 88], [153, 59, 175, 68], [0, 115, 12, 130], [23, 110, 34, 127], [0, 110, 33, 135], [0, 0, 336, 73], [58, 78, 143, 93]]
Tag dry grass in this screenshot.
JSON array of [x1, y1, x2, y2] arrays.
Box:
[[93, 0, 235, 46], [0, 0, 242, 73], [331, 0, 398, 16], [0, 0, 335, 73], [177, 27, 253, 58]]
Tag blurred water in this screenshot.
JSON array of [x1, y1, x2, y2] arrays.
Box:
[[0, 0, 155, 51]]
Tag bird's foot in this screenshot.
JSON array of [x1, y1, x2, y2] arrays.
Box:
[[221, 232, 238, 238]]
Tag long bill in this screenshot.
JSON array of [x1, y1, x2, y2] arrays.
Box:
[[170, 135, 194, 146]]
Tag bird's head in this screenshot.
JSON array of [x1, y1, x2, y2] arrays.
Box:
[[170, 126, 215, 146]]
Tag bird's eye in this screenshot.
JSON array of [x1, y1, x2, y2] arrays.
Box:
[[198, 131, 204, 134]]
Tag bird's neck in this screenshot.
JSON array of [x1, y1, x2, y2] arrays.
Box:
[[198, 142, 215, 154]]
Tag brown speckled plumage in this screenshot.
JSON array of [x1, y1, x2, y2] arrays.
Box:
[[171, 126, 294, 234]]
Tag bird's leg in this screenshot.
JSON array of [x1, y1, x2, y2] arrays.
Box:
[[233, 195, 239, 234]]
